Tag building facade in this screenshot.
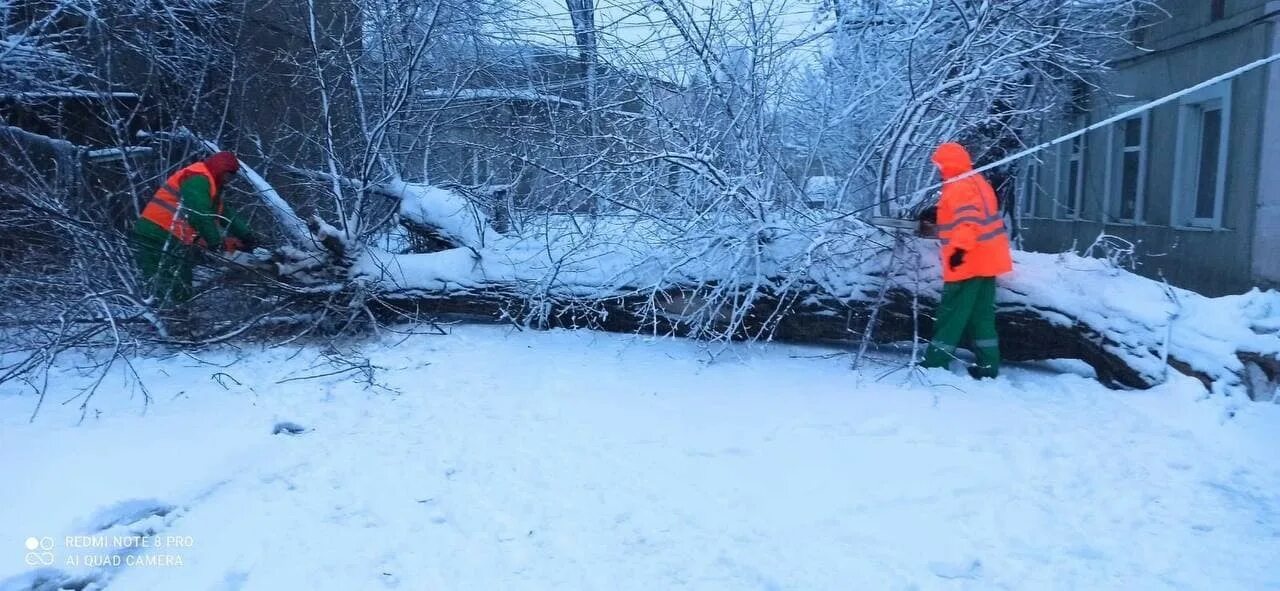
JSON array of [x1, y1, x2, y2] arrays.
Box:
[[390, 45, 686, 215], [1018, 0, 1280, 295]]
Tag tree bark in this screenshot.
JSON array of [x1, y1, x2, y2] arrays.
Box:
[[354, 280, 1260, 393]]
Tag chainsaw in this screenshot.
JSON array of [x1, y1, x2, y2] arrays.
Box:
[[867, 216, 938, 239]]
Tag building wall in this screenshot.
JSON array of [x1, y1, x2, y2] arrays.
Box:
[[1019, 2, 1277, 295], [1251, 4, 1280, 287], [386, 50, 673, 215], [1139, 0, 1271, 45]]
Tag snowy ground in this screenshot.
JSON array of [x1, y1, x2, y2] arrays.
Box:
[[2, 326, 1278, 590]]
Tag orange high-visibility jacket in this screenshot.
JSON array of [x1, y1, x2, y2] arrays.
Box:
[[140, 162, 224, 246], [932, 142, 1013, 282]]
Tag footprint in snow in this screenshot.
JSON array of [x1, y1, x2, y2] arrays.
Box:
[[218, 570, 250, 591], [85, 498, 176, 532], [929, 559, 983, 580], [853, 415, 901, 437], [0, 499, 179, 591], [0, 567, 102, 591], [273, 421, 309, 435]]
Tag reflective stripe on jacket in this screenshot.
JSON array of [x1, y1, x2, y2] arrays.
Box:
[[140, 162, 223, 246], [932, 142, 1013, 282]]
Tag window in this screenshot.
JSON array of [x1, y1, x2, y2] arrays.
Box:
[[1172, 82, 1231, 227], [1105, 112, 1148, 222], [1126, 10, 1150, 46], [1194, 108, 1224, 217], [1056, 122, 1086, 220], [461, 147, 490, 186], [1211, 0, 1226, 21], [456, 146, 474, 184], [1020, 162, 1040, 217]]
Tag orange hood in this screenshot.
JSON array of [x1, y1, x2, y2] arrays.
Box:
[[932, 142, 973, 180]]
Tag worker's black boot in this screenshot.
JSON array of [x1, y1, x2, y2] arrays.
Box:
[[967, 364, 998, 380]]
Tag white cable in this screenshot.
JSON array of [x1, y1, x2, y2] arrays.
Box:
[[913, 49, 1280, 199]]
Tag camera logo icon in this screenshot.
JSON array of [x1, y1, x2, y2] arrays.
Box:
[[24, 537, 54, 567]]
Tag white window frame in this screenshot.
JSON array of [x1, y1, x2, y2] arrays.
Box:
[[472, 149, 485, 185], [1103, 109, 1150, 224], [463, 147, 490, 186], [1171, 81, 1232, 229], [456, 146, 474, 184], [1019, 160, 1041, 218], [1055, 117, 1087, 221]]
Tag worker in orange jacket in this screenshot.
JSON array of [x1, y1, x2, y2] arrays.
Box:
[[132, 151, 258, 304], [920, 142, 1014, 378]]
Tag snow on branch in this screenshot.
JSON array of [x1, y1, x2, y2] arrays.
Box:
[[176, 129, 314, 247], [418, 88, 646, 119], [281, 166, 501, 252], [0, 124, 82, 154], [383, 180, 501, 251]]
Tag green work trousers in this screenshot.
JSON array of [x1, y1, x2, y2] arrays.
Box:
[[921, 277, 1000, 377], [133, 234, 195, 305]]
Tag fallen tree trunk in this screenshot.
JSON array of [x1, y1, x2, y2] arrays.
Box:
[[255, 181, 1279, 402], [361, 283, 1155, 387], [349, 274, 1278, 399]]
